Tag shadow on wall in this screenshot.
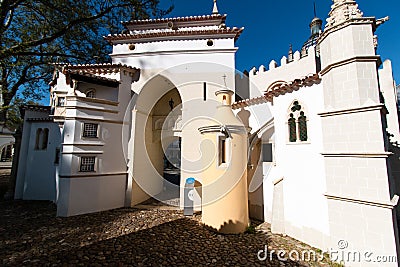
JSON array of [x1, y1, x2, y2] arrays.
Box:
[[388, 139, 400, 219]]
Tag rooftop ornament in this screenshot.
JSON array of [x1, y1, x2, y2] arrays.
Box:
[[212, 0, 219, 15]]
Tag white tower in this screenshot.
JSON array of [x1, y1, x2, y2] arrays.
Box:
[[318, 0, 400, 265]]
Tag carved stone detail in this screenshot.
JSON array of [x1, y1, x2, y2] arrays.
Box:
[[325, 0, 363, 30]]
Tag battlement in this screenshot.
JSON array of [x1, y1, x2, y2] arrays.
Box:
[[248, 46, 319, 99]]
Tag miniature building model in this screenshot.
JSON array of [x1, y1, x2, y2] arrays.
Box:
[[14, 0, 400, 265]]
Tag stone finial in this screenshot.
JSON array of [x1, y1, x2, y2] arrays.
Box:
[[288, 44, 293, 62], [326, 0, 363, 30], [212, 0, 219, 14]]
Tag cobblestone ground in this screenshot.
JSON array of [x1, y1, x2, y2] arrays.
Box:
[[0, 200, 335, 266]]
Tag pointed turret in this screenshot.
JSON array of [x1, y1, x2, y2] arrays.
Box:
[[212, 0, 219, 15]]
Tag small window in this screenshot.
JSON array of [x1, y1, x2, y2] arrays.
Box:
[[80, 156, 96, 172], [203, 82, 207, 101], [86, 90, 96, 98], [41, 128, 49, 150], [54, 148, 61, 164], [207, 39, 214, 46], [57, 97, 65, 107], [82, 123, 98, 138], [218, 136, 230, 166], [35, 128, 49, 150], [262, 143, 273, 162], [288, 113, 297, 142], [221, 139, 226, 164], [35, 128, 42, 150], [287, 100, 308, 143], [298, 111, 308, 141]]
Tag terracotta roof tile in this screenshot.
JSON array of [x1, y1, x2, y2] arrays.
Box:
[[55, 63, 139, 74], [232, 74, 321, 109], [123, 14, 227, 26], [105, 27, 244, 43]]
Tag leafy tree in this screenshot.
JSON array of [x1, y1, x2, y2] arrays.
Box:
[[0, 0, 172, 123]]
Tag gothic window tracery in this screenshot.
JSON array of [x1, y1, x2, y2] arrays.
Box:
[[287, 101, 308, 143]]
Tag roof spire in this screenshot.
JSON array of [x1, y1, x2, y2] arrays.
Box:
[[313, 1, 317, 18], [212, 0, 219, 15]]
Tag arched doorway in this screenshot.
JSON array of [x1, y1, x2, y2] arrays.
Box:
[[128, 75, 182, 207], [148, 88, 182, 204]]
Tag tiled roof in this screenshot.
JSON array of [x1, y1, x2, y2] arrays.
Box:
[[23, 105, 51, 112], [66, 70, 120, 87], [123, 14, 227, 26], [55, 63, 139, 75], [232, 74, 321, 109], [105, 27, 244, 42], [26, 118, 53, 122]]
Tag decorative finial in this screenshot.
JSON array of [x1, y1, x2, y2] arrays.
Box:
[[288, 44, 293, 62], [212, 0, 219, 15], [222, 74, 227, 87]]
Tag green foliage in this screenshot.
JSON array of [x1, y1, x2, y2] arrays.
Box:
[[0, 0, 173, 122], [245, 225, 256, 234]]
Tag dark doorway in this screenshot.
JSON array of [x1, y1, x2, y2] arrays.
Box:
[[163, 138, 181, 186]]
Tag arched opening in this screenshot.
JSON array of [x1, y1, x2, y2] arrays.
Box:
[[86, 89, 96, 98], [287, 100, 309, 143], [0, 143, 13, 162], [129, 75, 182, 207]]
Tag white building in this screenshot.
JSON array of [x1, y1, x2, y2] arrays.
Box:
[[14, 0, 400, 265]]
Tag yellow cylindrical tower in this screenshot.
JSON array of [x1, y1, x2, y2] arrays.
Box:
[[199, 89, 249, 234]]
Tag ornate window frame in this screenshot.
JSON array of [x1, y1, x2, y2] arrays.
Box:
[[286, 100, 310, 144]]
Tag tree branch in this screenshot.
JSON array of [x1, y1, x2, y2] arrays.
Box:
[[12, 51, 86, 60], [0, 3, 131, 59]]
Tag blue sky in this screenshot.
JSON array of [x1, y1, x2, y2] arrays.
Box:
[[159, 0, 400, 84]]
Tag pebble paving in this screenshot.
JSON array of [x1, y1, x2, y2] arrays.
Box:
[[0, 200, 333, 266]]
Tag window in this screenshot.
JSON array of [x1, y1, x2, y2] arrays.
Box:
[[288, 114, 297, 142], [218, 136, 230, 166], [57, 97, 65, 107], [298, 111, 308, 141], [35, 128, 42, 150], [203, 82, 207, 101], [288, 101, 308, 143], [221, 139, 226, 164], [86, 90, 96, 98], [35, 128, 49, 150], [262, 143, 273, 162], [54, 148, 61, 164], [42, 128, 49, 149], [82, 123, 98, 138], [80, 156, 96, 172]]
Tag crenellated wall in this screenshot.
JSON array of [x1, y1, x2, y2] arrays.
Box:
[[249, 46, 319, 99]]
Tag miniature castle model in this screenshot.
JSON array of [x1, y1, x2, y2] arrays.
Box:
[[14, 0, 400, 265]]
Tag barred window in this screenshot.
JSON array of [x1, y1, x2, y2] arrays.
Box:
[[80, 156, 95, 172], [57, 97, 65, 107], [288, 113, 297, 142], [298, 111, 308, 141], [82, 123, 98, 138]]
